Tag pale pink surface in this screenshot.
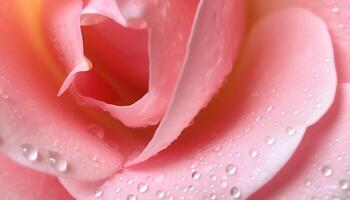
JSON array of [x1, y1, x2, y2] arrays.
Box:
[[0, 154, 73, 200], [249, 84, 350, 199], [248, 0, 350, 82], [59, 8, 337, 199], [61, 0, 200, 127]]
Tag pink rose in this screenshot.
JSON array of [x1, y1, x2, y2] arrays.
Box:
[[0, 0, 348, 199]]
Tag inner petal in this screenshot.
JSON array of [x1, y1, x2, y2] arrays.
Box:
[[76, 18, 149, 105]]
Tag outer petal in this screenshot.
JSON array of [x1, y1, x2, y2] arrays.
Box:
[[248, 0, 350, 82], [62, 0, 200, 127], [0, 154, 73, 200], [249, 84, 350, 200], [59, 8, 337, 200], [0, 1, 123, 181], [130, 0, 245, 165]]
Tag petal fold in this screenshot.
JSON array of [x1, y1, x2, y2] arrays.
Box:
[[59, 8, 337, 200]]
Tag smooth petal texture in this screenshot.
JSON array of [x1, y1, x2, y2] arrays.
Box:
[[0, 154, 73, 200], [60, 8, 337, 199], [249, 84, 350, 200], [65, 0, 200, 127], [130, 0, 245, 165], [248, 0, 350, 82], [0, 1, 123, 181]]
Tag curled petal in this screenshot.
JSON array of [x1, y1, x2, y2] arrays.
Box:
[[59, 8, 337, 199]]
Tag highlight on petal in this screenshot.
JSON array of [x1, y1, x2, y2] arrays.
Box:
[[129, 0, 245, 166], [59, 8, 337, 200], [58, 58, 92, 96], [81, 0, 130, 27], [0, 154, 73, 200], [55, 0, 201, 127], [0, 0, 124, 181], [248, 0, 350, 82], [249, 84, 350, 200]]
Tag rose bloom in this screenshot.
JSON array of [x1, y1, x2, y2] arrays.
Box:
[[0, 0, 349, 199]]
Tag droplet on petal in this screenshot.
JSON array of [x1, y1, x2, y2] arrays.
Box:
[[127, 194, 138, 200], [21, 143, 39, 161], [156, 190, 165, 199], [321, 165, 333, 177], [249, 149, 259, 158], [285, 126, 297, 136], [230, 186, 241, 199], [137, 183, 149, 193], [93, 189, 103, 198], [265, 136, 276, 146], [88, 124, 105, 139], [191, 171, 201, 180], [225, 164, 237, 175], [339, 179, 349, 190], [48, 151, 68, 172]]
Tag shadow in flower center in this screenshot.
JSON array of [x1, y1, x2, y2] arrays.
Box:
[[76, 19, 149, 106]]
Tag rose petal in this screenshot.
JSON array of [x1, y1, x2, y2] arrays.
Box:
[[129, 0, 245, 166], [249, 83, 350, 199], [0, 0, 123, 181], [0, 154, 73, 200], [62, 0, 200, 127], [248, 0, 350, 82], [59, 8, 337, 199]]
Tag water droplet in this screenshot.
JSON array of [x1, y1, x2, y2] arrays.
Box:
[[285, 126, 296, 136], [127, 194, 137, 200], [225, 164, 237, 175], [156, 190, 165, 199], [266, 105, 273, 112], [321, 165, 332, 177], [88, 124, 104, 138], [315, 103, 322, 109], [230, 186, 241, 199], [339, 179, 349, 190], [191, 171, 201, 180], [265, 136, 276, 146], [48, 151, 68, 172], [249, 149, 258, 158], [94, 189, 103, 198], [331, 6, 339, 13], [210, 193, 217, 200], [137, 183, 149, 193], [21, 143, 38, 161]]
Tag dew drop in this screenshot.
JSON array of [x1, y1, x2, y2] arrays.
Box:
[[321, 165, 332, 177], [48, 151, 68, 172], [191, 171, 201, 180], [339, 179, 349, 190], [331, 6, 339, 13], [156, 190, 165, 199], [230, 186, 241, 199], [249, 149, 259, 158], [285, 126, 296, 136], [225, 164, 237, 175], [88, 124, 105, 139], [315, 103, 322, 109], [21, 143, 38, 161], [94, 189, 103, 198], [265, 136, 276, 146], [137, 183, 149, 193], [127, 194, 137, 200], [266, 105, 273, 112]]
